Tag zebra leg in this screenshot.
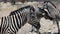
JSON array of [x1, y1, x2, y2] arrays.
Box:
[[56, 20, 60, 34], [30, 22, 41, 34], [53, 19, 60, 34], [31, 25, 37, 32], [31, 26, 41, 34]]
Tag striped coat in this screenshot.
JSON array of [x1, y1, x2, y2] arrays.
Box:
[[0, 5, 46, 34]]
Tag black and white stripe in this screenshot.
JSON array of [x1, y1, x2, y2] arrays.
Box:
[[1, 16, 9, 34], [1, 13, 25, 34]]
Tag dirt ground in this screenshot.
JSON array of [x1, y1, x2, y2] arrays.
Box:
[[0, 2, 60, 34]]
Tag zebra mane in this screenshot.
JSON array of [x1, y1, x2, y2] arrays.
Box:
[[44, 1, 56, 8], [9, 5, 35, 16]]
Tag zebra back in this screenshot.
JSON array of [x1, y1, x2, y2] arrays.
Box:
[[9, 5, 35, 16]]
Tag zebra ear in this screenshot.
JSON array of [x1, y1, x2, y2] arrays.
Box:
[[30, 7, 35, 12]]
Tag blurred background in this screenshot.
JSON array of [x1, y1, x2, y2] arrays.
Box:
[[0, 0, 60, 34]]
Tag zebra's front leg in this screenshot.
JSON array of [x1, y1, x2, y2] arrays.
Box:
[[31, 22, 41, 34], [53, 19, 60, 34]]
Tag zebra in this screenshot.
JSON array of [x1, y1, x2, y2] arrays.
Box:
[[0, 5, 47, 34], [42, 1, 60, 34]]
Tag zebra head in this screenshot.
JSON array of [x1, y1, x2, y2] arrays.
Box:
[[41, 1, 57, 18]]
